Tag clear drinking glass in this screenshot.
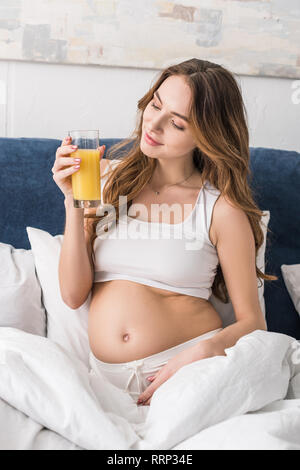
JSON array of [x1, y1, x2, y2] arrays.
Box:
[[68, 130, 101, 208]]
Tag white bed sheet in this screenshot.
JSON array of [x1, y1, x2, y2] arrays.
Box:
[[0, 327, 299, 450], [0, 398, 81, 450]]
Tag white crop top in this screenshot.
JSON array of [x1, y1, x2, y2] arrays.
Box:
[[93, 159, 221, 299]]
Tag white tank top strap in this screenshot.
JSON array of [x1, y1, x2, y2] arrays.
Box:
[[192, 180, 221, 248]]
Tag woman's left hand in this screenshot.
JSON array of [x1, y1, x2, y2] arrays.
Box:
[[137, 338, 225, 406]]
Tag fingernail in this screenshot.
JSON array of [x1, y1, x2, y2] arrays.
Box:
[[147, 377, 154, 381]]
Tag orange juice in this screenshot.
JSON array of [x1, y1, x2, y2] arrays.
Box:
[[71, 149, 100, 201]]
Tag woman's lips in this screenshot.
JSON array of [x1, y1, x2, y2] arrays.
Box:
[[144, 132, 162, 146]]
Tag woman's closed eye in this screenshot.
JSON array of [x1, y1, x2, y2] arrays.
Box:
[[151, 102, 185, 131]]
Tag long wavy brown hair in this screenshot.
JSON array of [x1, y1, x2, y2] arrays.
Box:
[[85, 58, 277, 303]]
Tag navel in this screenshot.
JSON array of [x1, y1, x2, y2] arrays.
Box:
[[123, 333, 130, 342]]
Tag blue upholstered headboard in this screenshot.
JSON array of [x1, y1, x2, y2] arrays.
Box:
[[0, 137, 299, 339]]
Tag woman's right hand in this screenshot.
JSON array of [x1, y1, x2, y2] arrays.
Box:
[[52, 136, 105, 199], [52, 136, 81, 199]]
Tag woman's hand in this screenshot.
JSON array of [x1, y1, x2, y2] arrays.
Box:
[[137, 338, 226, 406], [52, 136, 105, 199]]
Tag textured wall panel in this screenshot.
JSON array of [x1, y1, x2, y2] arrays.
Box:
[[0, 0, 299, 78]]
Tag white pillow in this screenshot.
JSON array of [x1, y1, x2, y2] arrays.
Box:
[[209, 211, 270, 327], [26, 227, 91, 368], [281, 264, 300, 315], [0, 242, 46, 336]]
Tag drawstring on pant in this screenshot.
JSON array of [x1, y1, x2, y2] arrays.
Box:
[[123, 359, 145, 396]]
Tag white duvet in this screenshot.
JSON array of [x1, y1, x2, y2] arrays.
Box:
[[0, 327, 300, 450]]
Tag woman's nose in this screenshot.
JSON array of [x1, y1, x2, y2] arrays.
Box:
[[149, 115, 163, 131]]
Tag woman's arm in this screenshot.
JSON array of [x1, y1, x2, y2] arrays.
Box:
[[58, 195, 94, 309], [203, 195, 267, 355]]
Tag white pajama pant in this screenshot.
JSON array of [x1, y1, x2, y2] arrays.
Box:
[[88, 328, 222, 404]]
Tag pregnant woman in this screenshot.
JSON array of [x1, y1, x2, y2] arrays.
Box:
[[52, 58, 275, 407]]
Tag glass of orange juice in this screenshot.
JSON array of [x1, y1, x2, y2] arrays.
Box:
[[68, 130, 101, 208]]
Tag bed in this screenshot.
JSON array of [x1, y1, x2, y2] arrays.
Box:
[[0, 137, 299, 450]]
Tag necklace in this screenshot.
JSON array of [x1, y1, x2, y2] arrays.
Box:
[[150, 168, 196, 195]]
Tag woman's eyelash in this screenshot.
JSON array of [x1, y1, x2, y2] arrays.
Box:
[[151, 102, 184, 131]]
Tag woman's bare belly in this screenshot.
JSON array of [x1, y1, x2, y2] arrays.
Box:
[[88, 279, 223, 363]]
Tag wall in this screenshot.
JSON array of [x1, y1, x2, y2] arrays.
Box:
[[1, 0, 299, 79], [0, 59, 299, 152]]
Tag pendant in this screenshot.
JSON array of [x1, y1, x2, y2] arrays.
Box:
[[155, 191, 160, 195]]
